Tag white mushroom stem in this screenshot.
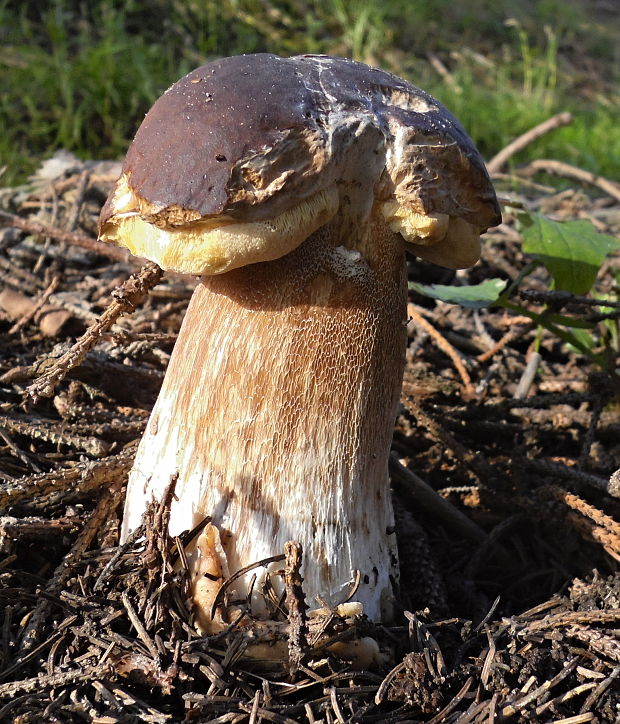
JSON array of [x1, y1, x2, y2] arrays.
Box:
[[121, 212, 407, 623]]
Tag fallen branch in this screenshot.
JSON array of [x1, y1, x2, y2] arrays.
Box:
[[486, 112, 573, 174], [521, 458, 613, 496], [548, 486, 620, 562], [17, 479, 125, 655], [519, 159, 620, 204], [407, 303, 475, 399], [477, 321, 534, 363], [26, 263, 164, 404], [388, 453, 487, 544], [0, 211, 135, 263], [400, 394, 496, 485], [0, 444, 136, 509], [284, 541, 308, 676]]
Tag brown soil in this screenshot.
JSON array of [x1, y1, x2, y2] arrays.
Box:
[[0, 156, 618, 722]]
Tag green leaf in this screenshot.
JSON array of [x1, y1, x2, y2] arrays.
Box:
[[409, 278, 507, 308], [521, 213, 620, 295], [565, 327, 596, 354], [540, 313, 595, 330]]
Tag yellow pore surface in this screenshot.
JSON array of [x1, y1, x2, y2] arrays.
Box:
[[100, 172, 483, 274], [381, 200, 482, 269], [100, 183, 339, 275]]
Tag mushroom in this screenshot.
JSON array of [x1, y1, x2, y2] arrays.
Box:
[[99, 53, 500, 630]]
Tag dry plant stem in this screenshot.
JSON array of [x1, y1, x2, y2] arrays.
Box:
[[514, 351, 542, 399], [522, 458, 612, 495], [568, 627, 620, 663], [65, 170, 90, 232], [520, 160, 620, 204], [569, 515, 620, 563], [520, 290, 620, 310], [26, 263, 163, 404], [0, 413, 110, 457], [0, 211, 134, 263], [579, 395, 606, 470], [476, 321, 534, 363], [17, 479, 124, 655], [374, 660, 407, 704], [501, 658, 581, 719], [238, 702, 298, 724], [8, 274, 60, 335], [43, 171, 120, 197], [401, 395, 496, 484], [426, 53, 460, 92], [580, 667, 619, 713], [548, 486, 620, 561], [121, 591, 161, 662], [122, 219, 407, 620], [0, 426, 42, 472], [520, 608, 620, 636], [0, 664, 111, 699], [284, 541, 308, 676], [0, 515, 79, 547], [486, 112, 573, 174], [0, 444, 135, 507], [407, 303, 475, 399], [93, 523, 144, 592], [427, 676, 474, 724], [491, 172, 557, 194], [0, 256, 43, 294], [0, 615, 78, 684], [535, 684, 598, 718], [388, 453, 487, 543]]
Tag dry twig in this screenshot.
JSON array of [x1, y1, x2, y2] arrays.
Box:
[[407, 303, 475, 399], [17, 479, 125, 655], [0, 444, 135, 507], [284, 541, 308, 676], [26, 263, 164, 404], [486, 112, 573, 174], [389, 453, 487, 543], [520, 160, 620, 204], [0, 211, 134, 262]]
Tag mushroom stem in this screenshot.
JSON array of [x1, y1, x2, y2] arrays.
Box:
[[122, 212, 407, 622]]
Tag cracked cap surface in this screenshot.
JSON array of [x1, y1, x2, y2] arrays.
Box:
[[99, 53, 501, 273]]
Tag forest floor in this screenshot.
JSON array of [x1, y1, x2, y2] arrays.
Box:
[[0, 153, 618, 722]]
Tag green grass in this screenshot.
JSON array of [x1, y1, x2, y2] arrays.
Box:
[[0, 0, 619, 185]]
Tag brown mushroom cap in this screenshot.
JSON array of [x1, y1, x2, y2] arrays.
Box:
[[99, 53, 501, 272]]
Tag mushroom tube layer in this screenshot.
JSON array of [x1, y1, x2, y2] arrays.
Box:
[[101, 175, 340, 274]]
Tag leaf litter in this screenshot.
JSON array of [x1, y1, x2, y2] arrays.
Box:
[[0, 152, 618, 722]]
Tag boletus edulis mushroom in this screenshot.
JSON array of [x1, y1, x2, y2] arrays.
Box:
[[99, 54, 500, 638]]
